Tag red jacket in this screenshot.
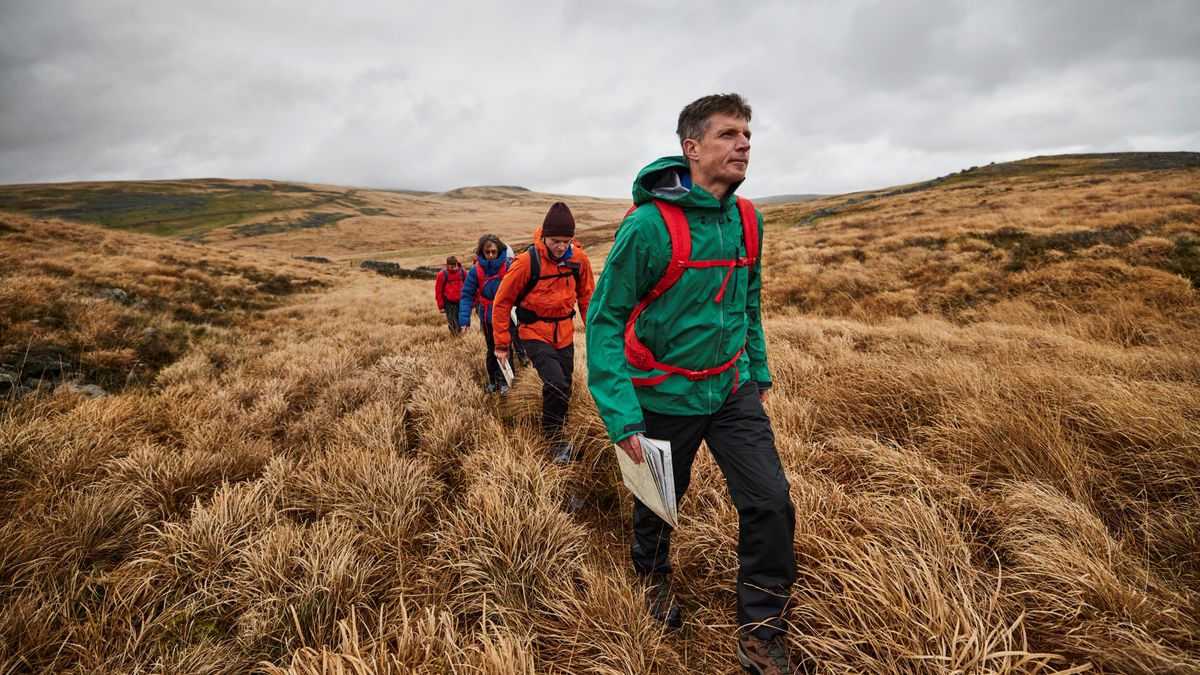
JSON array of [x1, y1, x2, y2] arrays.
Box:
[[435, 266, 465, 310]]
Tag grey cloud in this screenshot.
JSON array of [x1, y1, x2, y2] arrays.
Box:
[[1, 0, 1197, 196]]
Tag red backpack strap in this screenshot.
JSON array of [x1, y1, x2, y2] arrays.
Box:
[[736, 196, 759, 263], [474, 261, 491, 306], [644, 201, 691, 302], [623, 200, 690, 371]]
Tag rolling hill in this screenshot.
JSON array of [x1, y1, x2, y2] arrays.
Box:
[[0, 179, 631, 270]]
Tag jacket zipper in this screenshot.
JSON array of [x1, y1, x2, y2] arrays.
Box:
[[714, 201, 729, 404]]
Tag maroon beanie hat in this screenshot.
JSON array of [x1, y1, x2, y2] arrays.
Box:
[[542, 202, 576, 238]]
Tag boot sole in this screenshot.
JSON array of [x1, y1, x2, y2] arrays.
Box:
[[737, 647, 762, 674]]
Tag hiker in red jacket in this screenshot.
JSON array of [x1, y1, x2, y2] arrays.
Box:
[[434, 255, 466, 337]]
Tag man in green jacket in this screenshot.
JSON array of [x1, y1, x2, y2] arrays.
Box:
[[586, 94, 802, 674]]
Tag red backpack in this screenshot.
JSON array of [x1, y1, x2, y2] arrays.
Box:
[[474, 260, 508, 308], [623, 197, 760, 388]]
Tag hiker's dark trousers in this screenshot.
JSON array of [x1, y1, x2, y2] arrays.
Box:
[[442, 302, 460, 336], [481, 320, 503, 387], [631, 381, 796, 640], [522, 340, 573, 443], [509, 321, 527, 364]]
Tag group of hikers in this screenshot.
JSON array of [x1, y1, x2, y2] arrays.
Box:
[[431, 94, 806, 674], [434, 201, 594, 463]]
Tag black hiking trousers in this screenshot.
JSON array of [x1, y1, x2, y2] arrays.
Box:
[[481, 320, 503, 387], [442, 301, 460, 337], [631, 381, 797, 640], [522, 340, 573, 444]]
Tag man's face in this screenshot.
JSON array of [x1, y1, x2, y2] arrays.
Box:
[[482, 244, 500, 259], [543, 235, 572, 259], [686, 112, 751, 188]]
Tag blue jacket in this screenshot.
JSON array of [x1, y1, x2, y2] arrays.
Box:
[[459, 256, 511, 327]]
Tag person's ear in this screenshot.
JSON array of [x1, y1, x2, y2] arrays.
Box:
[[683, 138, 701, 161]]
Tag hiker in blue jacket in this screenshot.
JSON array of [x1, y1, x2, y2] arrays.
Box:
[[459, 233, 513, 393]]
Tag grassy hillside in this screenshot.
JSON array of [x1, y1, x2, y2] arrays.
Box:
[[0, 179, 630, 270], [1, 153, 1198, 673], [0, 179, 351, 238], [0, 216, 336, 393]]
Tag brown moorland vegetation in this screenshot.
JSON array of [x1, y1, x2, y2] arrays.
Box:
[[1, 152, 1198, 673]]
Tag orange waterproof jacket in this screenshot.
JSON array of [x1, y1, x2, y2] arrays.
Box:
[[492, 229, 595, 351]]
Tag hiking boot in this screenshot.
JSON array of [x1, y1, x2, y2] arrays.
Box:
[[499, 383, 510, 394], [640, 573, 682, 628], [737, 630, 808, 674], [551, 443, 574, 465], [485, 383, 499, 394]]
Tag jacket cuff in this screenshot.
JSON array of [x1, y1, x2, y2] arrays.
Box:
[[612, 422, 646, 444], [756, 380, 772, 391]]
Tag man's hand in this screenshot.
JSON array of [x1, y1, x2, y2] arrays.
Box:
[[494, 350, 509, 369], [617, 434, 644, 464], [759, 388, 770, 404]]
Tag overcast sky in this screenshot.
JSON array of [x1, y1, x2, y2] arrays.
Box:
[[2, 0, 1198, 198]]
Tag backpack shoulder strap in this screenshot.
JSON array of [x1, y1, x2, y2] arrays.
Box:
[[622, 200, 691, 371], [735, 196, 759, 263], [644, 200, 691, 302], [515, 247, 540, 309]]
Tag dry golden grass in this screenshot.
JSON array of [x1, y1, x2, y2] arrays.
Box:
[[1, 154, 1198, 673], [197, 186, 630, 270]]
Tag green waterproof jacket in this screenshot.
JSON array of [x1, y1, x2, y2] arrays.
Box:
[[586, 156, 771, 444]]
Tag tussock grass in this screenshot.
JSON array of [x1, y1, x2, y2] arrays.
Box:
[[2, 156, 1198, 672], [0, 215, 334, 393]]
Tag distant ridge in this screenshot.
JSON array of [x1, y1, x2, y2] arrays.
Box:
[[438, 185, 531, 199], [751, 193, 826, 205]]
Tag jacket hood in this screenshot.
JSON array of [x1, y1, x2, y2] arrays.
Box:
[[632, 155, 745, 209]]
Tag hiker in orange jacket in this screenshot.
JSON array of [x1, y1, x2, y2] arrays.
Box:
[[434, 255, 465, 337], [491, 202, 595, 460]]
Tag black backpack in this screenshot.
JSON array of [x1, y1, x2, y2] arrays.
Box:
[[513, 244, 582, 324]]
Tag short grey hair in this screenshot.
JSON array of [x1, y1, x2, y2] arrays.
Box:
[[676, 93, 752, 148]]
